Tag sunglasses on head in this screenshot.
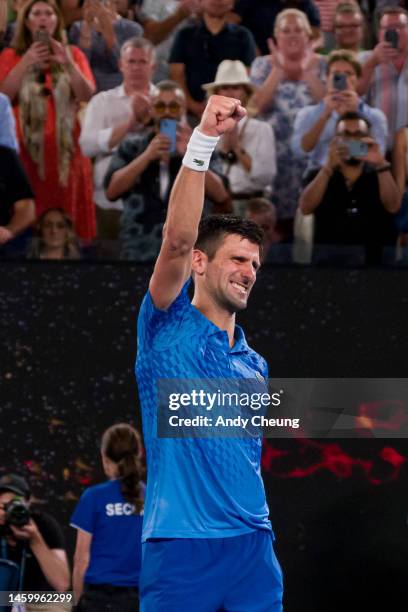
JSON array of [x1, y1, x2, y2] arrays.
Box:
[[153, 101, 182, 115]]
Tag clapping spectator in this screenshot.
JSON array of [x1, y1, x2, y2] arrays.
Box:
[[139, 0, 200, 82], [169, 0, 256, 121], [27, 208, 81, 259], [251, 8, 326, 237], [358, 7, 408, 150], [293, 50, 387, 174], [203, 59, 276, 216], [299, 112, 400, 264], [0, 0, 96, 241], [69, 0, 143, 92], [79, 37, 157, 242]]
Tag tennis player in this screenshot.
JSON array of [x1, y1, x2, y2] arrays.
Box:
[[136, 95, 283, 611]]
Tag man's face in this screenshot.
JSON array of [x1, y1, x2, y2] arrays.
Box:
[[334, 12, 363, 49], [0, 492, 16, 527], [152, 89, 185, 123], [194, 234, 260, 313], [329, 60, 358, 92], [379, 13, 408, 53], [201, 0, 234, 19], [120, 47, 154, 89], [336, 117, 369, 165]]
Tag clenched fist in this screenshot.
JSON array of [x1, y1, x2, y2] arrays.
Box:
[[199, 95, 246, 138]]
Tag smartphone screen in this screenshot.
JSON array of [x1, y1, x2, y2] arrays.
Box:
[[385, 28, 399, 49], [160, 119, 177, 154], [332, 72, 347, 91]]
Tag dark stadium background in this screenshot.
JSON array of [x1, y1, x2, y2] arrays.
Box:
[[1, 262, 408, 611]]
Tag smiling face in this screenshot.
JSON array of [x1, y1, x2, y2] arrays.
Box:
[[275, 14, 309, 58], [25, 1, 58, 36], [334, 11, 364, 50], [193, 234, 260, 313]]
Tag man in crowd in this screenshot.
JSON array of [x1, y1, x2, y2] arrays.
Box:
[[0, 474, 70, 593], [333, 2, 365, 53], [80, 37, 157, 243], [0, 92, 18, 150], [358, 6, 408, 149], [244, 197, 292, 263], [0, 145, 35, 255], [299, 112, 400, 264], [105, 80, 231, 260], [169, 0, 256, 120], [292, 50, 387, 174]]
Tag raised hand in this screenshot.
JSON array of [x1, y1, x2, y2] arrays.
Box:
[[199, 95, 246, 138], [145, 133, 170, 161], [372, 41, 399, 65], [23, 41, 50, 68]]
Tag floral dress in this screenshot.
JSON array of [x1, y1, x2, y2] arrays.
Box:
[[250, 55, 327, 220]]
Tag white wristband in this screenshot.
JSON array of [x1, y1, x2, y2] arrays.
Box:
[[182, 128, 220, 172]]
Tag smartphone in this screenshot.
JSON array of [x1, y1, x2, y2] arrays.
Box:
[[332, 72, 347, 91], [160, 118, 177, 154], [346, 140, 368, 158], [34, 29, 51, 48], [385, 28, 399, 49]]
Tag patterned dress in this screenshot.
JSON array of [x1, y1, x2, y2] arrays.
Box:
[[250, 55, 327, 220], [0, 47, 96, 240]]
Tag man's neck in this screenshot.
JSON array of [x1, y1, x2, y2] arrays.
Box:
[[203, 13, 227, 35], [124, 81, 150, 96], [192, 294, 236, 347]]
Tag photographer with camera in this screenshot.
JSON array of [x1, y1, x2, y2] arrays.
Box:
[[292, 50, 387, 175], [0, 474, 70, 610], [299, 111, 400, 264]]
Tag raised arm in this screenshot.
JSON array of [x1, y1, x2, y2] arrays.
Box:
[[149, 96, 246, 310]]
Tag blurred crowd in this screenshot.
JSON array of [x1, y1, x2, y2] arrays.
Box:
[[1, 0, 408, 265]]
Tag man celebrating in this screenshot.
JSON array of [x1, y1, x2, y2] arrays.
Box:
[[136, 96, 283, 610]]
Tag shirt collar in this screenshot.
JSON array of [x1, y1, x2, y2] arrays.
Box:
[[189, 302, 250, 353]]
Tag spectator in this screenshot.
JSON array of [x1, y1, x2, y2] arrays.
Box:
[[0, 474, 70, 600], [333, 2, 365, 53], [138, 0, 200, 82], [0, 144, 35, 255], [0, 91, 18, 150], [358, 6, 408, 150], [203, 59, 276, 216], [251, 8, 326, 237], [299, 111, 400, 264], [169, 0, 256, 120], [392, 125, 408, 247], [293, 50, 387, 174], [232, 0, 322, 56], [0, 0, 96, 242], [105, 80, 230, 260], [71, 423, 144, 612], [79, 37, 157, 242], [68, 0, 143, 92], [27, 208, 81, 259], [244, 197, 284, 261]]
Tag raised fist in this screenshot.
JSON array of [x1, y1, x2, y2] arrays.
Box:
[[199, 95, 246, 138]]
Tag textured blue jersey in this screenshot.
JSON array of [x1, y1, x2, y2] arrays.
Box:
[[136, 280, 272, 541]]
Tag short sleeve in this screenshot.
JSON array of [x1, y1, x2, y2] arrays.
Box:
[[70, 487, 96, 534], [0, 48, 19, 81], [168, 28, 188, 64], [32, 512, 65, 549], [104, 136, 147, 194], [240, 27, 257, 66], [250, 56, 271, 88]]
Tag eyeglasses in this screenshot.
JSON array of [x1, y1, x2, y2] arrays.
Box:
[[153, 101, 182, 115], [335, 23, 362, 29]]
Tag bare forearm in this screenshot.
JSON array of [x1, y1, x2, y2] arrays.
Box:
[[73, 560, 88, 602], [6, 200, 35, 236], [67, 61, 94, 102], [304, 72, 326, 102], [0, 57, 30, 101], [301, 111, 330, 152], [30, 539, 70, 592], [378, 170, 402, 213], [165, 166, 205, 247], [357, 55, 377, 96], [106, 151, 151, 200], [252, 69, 280, 114], [108, 120, 132, 149], [143, 7, 189, 45], [300, 167, 331, 214]]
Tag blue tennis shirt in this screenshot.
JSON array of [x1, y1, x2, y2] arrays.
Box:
[[136, 280, 272, 542], [70, 479, 143, 586]]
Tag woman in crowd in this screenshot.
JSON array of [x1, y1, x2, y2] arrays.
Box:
[[71, 423, 144, 612], [27, 208, 81, 259], [68, 0, 143, 92], [203, 59, 276, 217], [251, 8, 326, 238], [0, 0, 96, 241]]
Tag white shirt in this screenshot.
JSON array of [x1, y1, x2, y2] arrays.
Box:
[[79, 83, 157, 210], [218, 117, 277, 195]]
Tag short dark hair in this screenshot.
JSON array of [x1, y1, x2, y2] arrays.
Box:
[[195, 215, 264, 260], [335, 2, 363, 18], [327, 49, 362, 77], [336, 111, 371, 130], [380, 6, 408, 21]]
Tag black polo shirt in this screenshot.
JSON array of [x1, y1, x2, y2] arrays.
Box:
[[0, 145, 34, 227], [234, 0, 321, 55], [306, 164, 397, 263], [169, 20, 256, 102]]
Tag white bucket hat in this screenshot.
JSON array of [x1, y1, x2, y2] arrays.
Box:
[[202, 60, 256, 95]]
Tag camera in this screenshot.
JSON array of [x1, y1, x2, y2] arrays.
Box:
[[4, 498, 31, 528]]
